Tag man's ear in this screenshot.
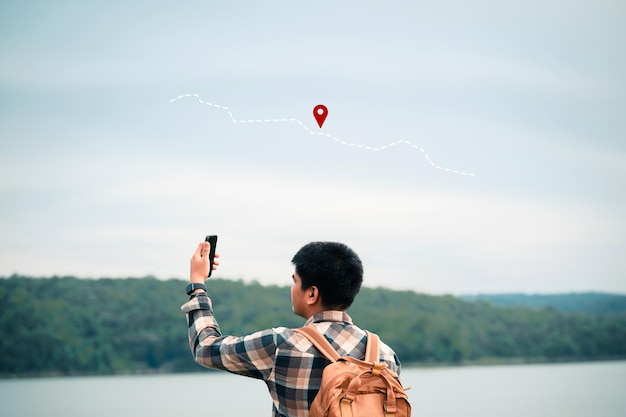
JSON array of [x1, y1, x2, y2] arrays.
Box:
[[306, 286, 320, 305]]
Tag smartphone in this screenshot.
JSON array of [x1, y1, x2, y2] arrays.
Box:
[[205, 235, 218, 278]]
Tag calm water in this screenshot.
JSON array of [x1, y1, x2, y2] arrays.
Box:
[[1, 361, 624, 417]]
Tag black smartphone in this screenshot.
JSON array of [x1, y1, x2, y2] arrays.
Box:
[[205, 235, 218, 278]]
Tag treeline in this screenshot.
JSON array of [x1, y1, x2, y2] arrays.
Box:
[[1, 275, 625, 377], [461, 293, 626, 315]]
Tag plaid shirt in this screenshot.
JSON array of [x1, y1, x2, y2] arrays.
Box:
[[181, 292, 401, 417]]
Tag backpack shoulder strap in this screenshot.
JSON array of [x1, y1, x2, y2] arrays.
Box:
[[294, 326, 341, 362], [296, 327, 382, 363], [364, 331, 381, 363]]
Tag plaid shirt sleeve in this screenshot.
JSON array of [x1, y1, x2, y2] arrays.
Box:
[[181, 292, 278, 379]]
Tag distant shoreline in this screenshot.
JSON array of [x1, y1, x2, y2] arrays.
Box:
[[4, 357, 626, 379], [404, 355, 626, 368]]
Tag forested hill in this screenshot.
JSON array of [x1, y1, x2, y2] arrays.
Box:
[[461, 293, 626, 315], [1, 275, 625, 377]]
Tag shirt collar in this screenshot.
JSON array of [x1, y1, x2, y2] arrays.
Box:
[[304, 310, 353, 326]]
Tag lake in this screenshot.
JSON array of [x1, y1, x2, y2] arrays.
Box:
[[1, 361, 624, 416]]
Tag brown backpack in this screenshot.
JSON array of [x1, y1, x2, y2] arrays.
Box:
[[294, 326, 411, 417]]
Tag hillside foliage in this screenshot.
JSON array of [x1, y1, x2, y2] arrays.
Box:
[[1, 275, 625, 376]]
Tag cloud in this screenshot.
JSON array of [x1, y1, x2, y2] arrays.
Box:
[[2, 151, 622, 293]]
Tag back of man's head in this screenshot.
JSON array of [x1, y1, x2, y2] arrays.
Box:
[[291, 241, 363, 310]]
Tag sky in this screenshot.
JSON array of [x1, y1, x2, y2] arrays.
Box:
[[1, 1, 625, 295]]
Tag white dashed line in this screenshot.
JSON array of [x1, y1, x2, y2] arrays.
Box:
[[170, 94, 476, 177]]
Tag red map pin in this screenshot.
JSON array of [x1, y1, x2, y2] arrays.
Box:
[[313, 104, 328, 128]]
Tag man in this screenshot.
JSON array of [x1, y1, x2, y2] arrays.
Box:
[[182, 240, 402, 417]]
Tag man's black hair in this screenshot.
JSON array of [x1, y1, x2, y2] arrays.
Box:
[[291, 241, 363, 310]]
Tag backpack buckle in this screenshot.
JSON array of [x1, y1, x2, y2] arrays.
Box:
[[371, 362, 384, 377]]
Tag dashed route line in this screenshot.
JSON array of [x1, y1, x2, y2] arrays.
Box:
[[169, 93, 476, 177]]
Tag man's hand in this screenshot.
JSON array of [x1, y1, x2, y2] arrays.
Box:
[[190, 241, 220, 284]]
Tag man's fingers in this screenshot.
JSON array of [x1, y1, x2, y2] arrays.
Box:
[[193, 243, 204, 258], [192, 242, 211, 261], [200, 241, 210, 257]]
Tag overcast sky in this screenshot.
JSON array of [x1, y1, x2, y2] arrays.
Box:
[[1, 1, 624, 294]]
